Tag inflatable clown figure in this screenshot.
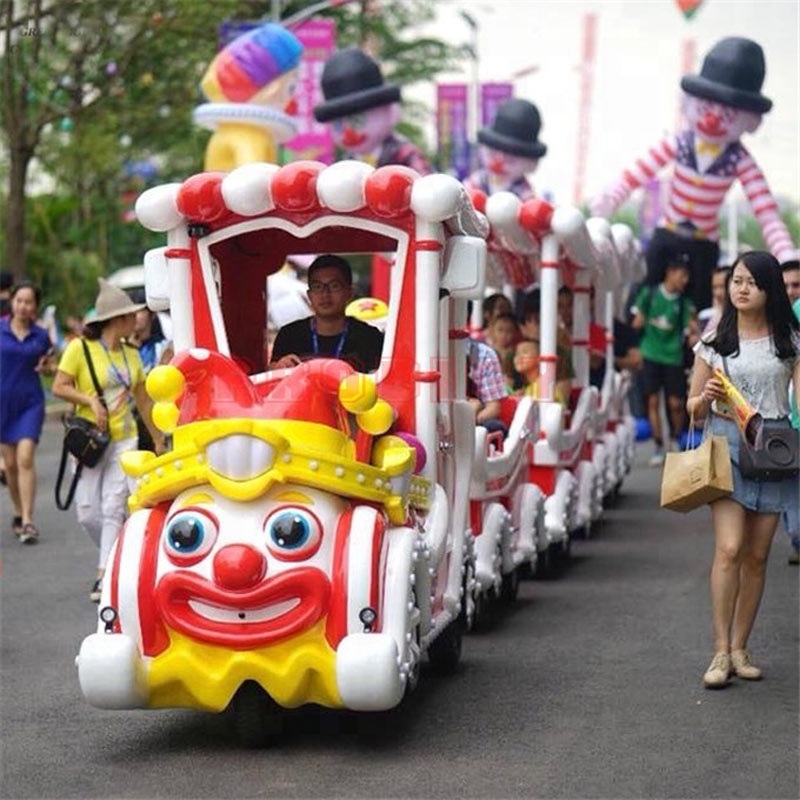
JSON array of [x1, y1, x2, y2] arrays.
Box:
[[591, 37, 797, 311], [194, 23, 303, 171], [313, 48, 432, 175], [465, 98, 547, 202], [76, 350, 435, 719]]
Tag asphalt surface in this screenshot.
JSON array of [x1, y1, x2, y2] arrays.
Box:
[[1, 422, 798, 799]]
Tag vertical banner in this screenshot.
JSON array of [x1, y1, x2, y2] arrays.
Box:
[[437, 84, 470, 179], [573, 13, 597, 206], [480, 82, 513, 128], [284, 19, 336, 164]]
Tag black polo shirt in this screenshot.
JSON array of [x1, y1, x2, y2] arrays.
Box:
[[271, 316, 384, 373]]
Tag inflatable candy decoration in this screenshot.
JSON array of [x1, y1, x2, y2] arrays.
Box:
[[195, 23, 303, 170]]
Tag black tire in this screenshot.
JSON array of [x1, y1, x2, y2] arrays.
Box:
[[231, 681, 282, 748], [534, 546, 552, 579], [517, 560, 534, 580], [427, 620, 462, 675], [500, 565, 519, 603]]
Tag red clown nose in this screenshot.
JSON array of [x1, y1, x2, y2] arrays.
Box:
[[213, 544, 267, 590]]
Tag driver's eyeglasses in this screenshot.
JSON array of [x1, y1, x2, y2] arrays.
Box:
[[308, 280, 348, 294]]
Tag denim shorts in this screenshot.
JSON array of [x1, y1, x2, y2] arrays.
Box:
[[708, 414, 799, 515]]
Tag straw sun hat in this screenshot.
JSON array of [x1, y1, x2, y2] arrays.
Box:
[[92, 278, 145, 323]]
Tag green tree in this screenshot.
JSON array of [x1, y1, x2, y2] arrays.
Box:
[[2, 0, 463, 316], [0, 0, 260, 280]]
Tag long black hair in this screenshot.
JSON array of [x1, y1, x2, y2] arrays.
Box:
[[710, 251, 799, 360]]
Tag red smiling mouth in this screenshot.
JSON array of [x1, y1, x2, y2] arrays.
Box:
[[155, 568, 331, 649]]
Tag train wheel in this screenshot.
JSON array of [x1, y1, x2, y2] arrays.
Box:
[[427, 619, 463, 676], [534, 546, 553, 579], [231, 681, 282, 748], [500, 565, 519, 603]]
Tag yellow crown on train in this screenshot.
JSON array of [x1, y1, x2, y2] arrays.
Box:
[[120, 350, 429, 525]]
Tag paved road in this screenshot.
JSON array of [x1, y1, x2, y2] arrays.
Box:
[[2, 423, 798, 799]]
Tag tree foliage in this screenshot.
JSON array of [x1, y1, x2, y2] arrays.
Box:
[[1, 0, 462, 318]]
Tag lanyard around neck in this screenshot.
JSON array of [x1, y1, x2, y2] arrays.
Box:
[[311, 318, 349, 358], [99, 339, 132, 390]]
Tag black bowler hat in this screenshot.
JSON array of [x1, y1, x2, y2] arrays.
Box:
[[313, 48, 401, 123], [681, 37, 772, 114], [477, 98, 547, 160]]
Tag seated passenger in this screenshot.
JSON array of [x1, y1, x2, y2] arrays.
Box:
[[270, 254, 384, 373], [513, 339, 568, 407], [519, 288, 574, 396], [482, 292, 513, 330], [487, 312, 521, 391], [467, 338, 508, 435]]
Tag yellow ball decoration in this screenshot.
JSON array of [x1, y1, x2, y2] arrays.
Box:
[[146, 365, 185, 404], [371, 435, 415, 471], [152, 401, 181, 434], [356, 400, 395, 435], [338, 373, 376, 414]]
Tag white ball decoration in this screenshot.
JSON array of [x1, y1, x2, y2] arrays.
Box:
[[221, 163, 279, 216], [485, 191, 521, 229], [135, 184, 183, 232], [410, 173, 465, 223], [317, 160, 373, 212]]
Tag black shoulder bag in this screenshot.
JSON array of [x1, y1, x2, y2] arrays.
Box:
[[722, 356, 799, 482], [55, 340, 112, 510]]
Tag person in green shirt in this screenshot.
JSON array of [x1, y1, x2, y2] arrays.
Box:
[[632, 258, 699, 465]]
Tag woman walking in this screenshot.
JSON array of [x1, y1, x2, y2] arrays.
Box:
[[0, 281, 54, 543], [687, 252, 800, 688], [53, 279, 162, 601]]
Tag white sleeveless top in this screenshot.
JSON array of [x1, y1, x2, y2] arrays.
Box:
[[694, 333, 800, 420]]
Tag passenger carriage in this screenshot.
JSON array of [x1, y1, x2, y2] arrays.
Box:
[[467, 187, 641, 581]]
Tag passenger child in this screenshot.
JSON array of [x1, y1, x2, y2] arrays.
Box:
[[467, 338, 508, 435], [488, 312, 521, 390], [513, 339, 568, 407], [482, 292, 513, 331], [519, 288, 574, 397]]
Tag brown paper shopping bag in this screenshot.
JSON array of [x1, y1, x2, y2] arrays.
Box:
[[660, 428, 733, 513]]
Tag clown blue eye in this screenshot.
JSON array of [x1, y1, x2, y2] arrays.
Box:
[[264, 507, 323, 561], [269, 513, 309, 549], [167, 516, 205, 552], [162, 508, 219, 565]]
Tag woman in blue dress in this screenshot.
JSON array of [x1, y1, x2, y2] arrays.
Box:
[[0, 281, 54, 543]]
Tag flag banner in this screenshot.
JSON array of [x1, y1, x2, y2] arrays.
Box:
[[437, 83, 470, 179], [480, 82, 513, 128], [284, 19, 336, 164]]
